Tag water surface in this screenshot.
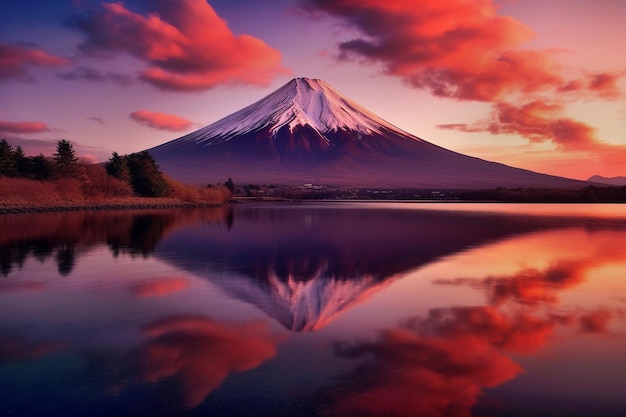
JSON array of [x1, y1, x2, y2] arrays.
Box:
[[1, 203, 625, 416]]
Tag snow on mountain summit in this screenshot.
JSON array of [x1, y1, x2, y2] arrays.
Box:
[[149, 77, 588, 189], [184, 78, 410, 144]]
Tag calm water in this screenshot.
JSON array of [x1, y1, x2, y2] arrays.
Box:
[[1, 202, 625, 417]]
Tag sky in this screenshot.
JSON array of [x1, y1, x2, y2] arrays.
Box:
[[1, 0, 626, 180]]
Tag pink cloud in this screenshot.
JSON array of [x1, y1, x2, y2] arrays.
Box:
[[0, 43, 69, 82], [71, 0, 289, 91], [303, 0, 622, 103], [130, 110, 192, 132], [0, 120, 50, 134], [77, 154, 99, 165], [303, 0, 550, 100]]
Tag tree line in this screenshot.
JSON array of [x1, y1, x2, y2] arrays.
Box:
[[0, 139, 80, 180], [105, 151, 170, 197], [0, 139, 170, 197]]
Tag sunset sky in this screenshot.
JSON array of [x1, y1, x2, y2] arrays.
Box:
[[2, 0, 625, 180]]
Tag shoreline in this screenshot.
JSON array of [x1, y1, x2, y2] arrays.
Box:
[[4, 197, 625, 214], [0, 198, 231, 215]]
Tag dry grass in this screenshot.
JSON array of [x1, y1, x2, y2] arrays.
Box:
[[82, 165, 135, 198], [0, 165, 232, 211], [164, 174, 232, 204]]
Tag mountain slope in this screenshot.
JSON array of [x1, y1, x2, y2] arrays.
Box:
[[588, 175, 626, 186], [149, 78, 587, 189]]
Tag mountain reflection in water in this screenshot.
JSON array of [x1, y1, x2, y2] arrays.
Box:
[[0, 203, 624, 417], [155, 204, 625, 331]]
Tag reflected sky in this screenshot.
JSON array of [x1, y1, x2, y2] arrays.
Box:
[[0, 203, 624, 416]]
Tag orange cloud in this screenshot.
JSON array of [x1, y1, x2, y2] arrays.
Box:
[[0, 42, 68, 82], [138, 316, 283, 407], [0, 120, 50, 134], [304, 0, 626, 176], [304, 0, 622, 103], [130, 110, 192, 132], [438, 100, 626, 160], [70, 0, 288, 91], [131, 277, 190, 297], [558, 71, 625, 99]]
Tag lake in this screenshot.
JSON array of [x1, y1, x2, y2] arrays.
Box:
[[1, 202, 625, 417]]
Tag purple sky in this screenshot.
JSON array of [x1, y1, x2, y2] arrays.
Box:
[[1, 0, 626, 179]]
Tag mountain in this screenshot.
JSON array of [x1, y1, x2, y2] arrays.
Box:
[[588, 175, 626, 186], [149, 78, 586, 189]]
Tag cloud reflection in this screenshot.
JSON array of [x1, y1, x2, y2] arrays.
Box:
[[0, 331, 64, 363], [319, 228, 625, 416], [435, 260, 587, 307], [322, 303, 619, 417], [0, 281, 45, 293], [136, 316, 284, 408], [325, 307, 529, 417], [130, 277, 190, 297], [435, 229, 626, 309], [578, 310, 613, 334]]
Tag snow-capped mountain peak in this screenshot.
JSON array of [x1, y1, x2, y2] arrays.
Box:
[[149, 77, 588, 189], [184, 78, 410, 144]]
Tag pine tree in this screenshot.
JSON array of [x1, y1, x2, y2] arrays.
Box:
[[0, 139, 16, 176], [53, 139, 78, 176], [13, 146, 30, 177], [30, 154, 54, 180], [126, 151, 170, 197], [105, 152, 130, 181]]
